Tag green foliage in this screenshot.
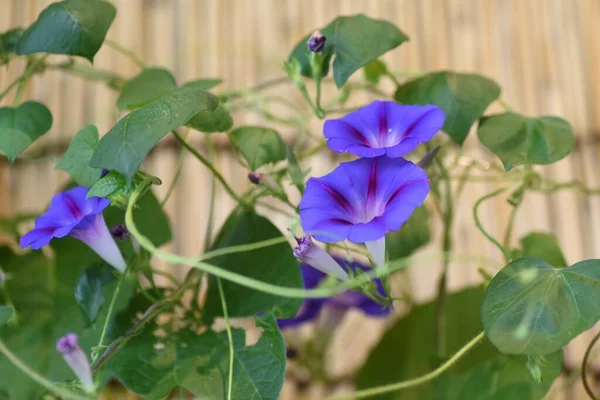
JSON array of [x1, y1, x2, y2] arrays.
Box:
[[0, 101, 52, 163], [434, 351, 562, 400], [229, 126, 287, 170], [477, 112, 575, 170], [109, 313, 286, 400], [0, 306, 13, 326], [364, 59, 388, 84], [482, 257, 600, 355], [288, 14, 408, 87], [90, 88, 218, 181], [74, 263, 117, 325], [117, 68, 177, 110], [518, 232, 567, 268], [56, 124, 102, 187], [386, 206, 431, 261], [88, 170, 130, 199], [0, 28, 24, 64], [186, 104, 234, 133], [16, 0, 116, 62], [181, 78, 222, 91], [395, 71, 501, 145], [357, 287, 497, 400], [202, 209, 302, 322], [286, 147, 306, 193]]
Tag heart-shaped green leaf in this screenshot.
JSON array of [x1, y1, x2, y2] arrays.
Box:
[[90, 88, 218, 181], [229, 126, 286, 170], [0, 306, 13, 326], [395, 71, 501, 145], [17, 0, 116, 62], [288, 14, 408, 88], [0, 101, 53, 163], [477, 113, 575, 170], [87, 170, 130, 199], [74, 263, 116, 324], [186, 104, 233, 133], [117, 68, 177, 110], [518, 232, 567, 268], [56, 124, 102, 187], [482, 257, 600, 355]]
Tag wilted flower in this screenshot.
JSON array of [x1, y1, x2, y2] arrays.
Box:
[[293, 235, 349, 281], [323, 101, 444, 158], [20, 186, 126, 273], [307, 30, 326, 53], [56, 333, 94, 393], [299, 156, 429, 265], [278, 259, 391, 328]]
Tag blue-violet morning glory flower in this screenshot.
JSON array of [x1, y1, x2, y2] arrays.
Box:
[[20, 186, 126, 273], [278, 258, 391, 328], [299, 156, 429, 266], [56, 333, 94, 393], [324, 100, 444, 158], [293, 235, 349, 281]]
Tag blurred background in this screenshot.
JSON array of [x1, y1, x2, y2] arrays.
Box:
[[1, 0, 600, 398]]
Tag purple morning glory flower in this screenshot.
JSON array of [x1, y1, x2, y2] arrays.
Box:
[[20, 186, 126, 273], [293, 235, 350, 281], [56, 333, 94, 393], [324, 101, 444, 158], [278, 258, 391, 328]]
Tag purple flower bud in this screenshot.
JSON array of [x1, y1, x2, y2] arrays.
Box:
[[307, 30, 326, 53], [56, 333, 94, 393], [20, 186, 127, 273], [248, 172, 261, 185], [110, 224, 129, 241], [293, 236, 349, 281]]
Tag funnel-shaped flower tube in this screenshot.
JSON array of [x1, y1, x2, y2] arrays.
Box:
[[299, 156, 429, 244], [56, 333, 94, 393], [324, 101, 444, 158], [20, 186, 126, 273], [293, 235, 349, 281]]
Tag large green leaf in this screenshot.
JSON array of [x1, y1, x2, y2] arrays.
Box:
[[181, 78, 222, 91], [482, 257, 600, 355], [16, 0, 116, 62], [386, 206, 431, 261], [56, 124, 102, 187], [109, 313, 286, 400], [186, 104, 234, 133], [228, 126, 286, 170], [477, 112, 575, 171], [518, 232, 567, 268], [0, 306, 13, 326], [202, 209, 302, 322], [0, 101, 52, 163], [116, 68, 177, 110], [0, 28, 24, 64], [90, 88, 218, 181], [434, 351, 562, 400], [74, 263, 117, 325], [356, 287, 497, 400], [395, 71, 501, 145], [288, 14, 408, 87]]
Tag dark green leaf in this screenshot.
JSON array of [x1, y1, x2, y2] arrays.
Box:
[[56, 124, 102, 187], [17, 0, 116, 62], [117, 68, 177, 110], [0, 306, 13, 326], [519, 232, 567, 268], [288, 14, 408, 87], [186, 104, 233, 133], [0, 101, 52, 163], [229, 126, 286, 170], [74, 263, 116, 324], [90, 88, 219, 181], [434, 351, 562, 400], [356, 287, 497, 400], [203, 209, 302, 322], [386, 206, 431, 261], [482, 257, 600, 355], [87, 170, 130, 199], [364, 59, 388, 84], [286, 147, 306, 193], [181, 78, 222, 91], [395, 71, 501, 145], [0, 28, 24, 64], [477, 113, 575, 170], [109, 313, 286, 400]]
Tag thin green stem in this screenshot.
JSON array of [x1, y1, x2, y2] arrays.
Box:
[[203, 135, 217, 251], [161, 129, 190, 207], [473, 188, 511, 261], [503, 192, 524, 253], [497, 98, 514, 112], [12, 56, 48, 106], [0, 76, 22, 102], [105, 39, 146, 69], [171, 131, 246, 207], [217, 278, 234, 400], [0, 339, 93, 400], [582, 330, 600, 400], [323, 332, 486, 400]]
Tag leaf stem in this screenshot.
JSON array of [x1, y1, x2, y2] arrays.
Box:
[[217, 278, 234, 400], [203, 135, 218, 251], [473, 187, 511, 261], [323, 332, 486, 400], [582, 330, 600, 400], [0, 339, 93, 400], [160, 129, 190, 207], [105, 39, 146, 69]]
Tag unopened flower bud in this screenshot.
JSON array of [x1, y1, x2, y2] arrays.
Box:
[[248, 172, 283, 195], [110, 224, 129, 241], [307, 30, 326, 53], [293, 236, 349, 281], [248, 172, 261, 185], [417, 146, 440, 169], [56, 333, 94, 393]]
